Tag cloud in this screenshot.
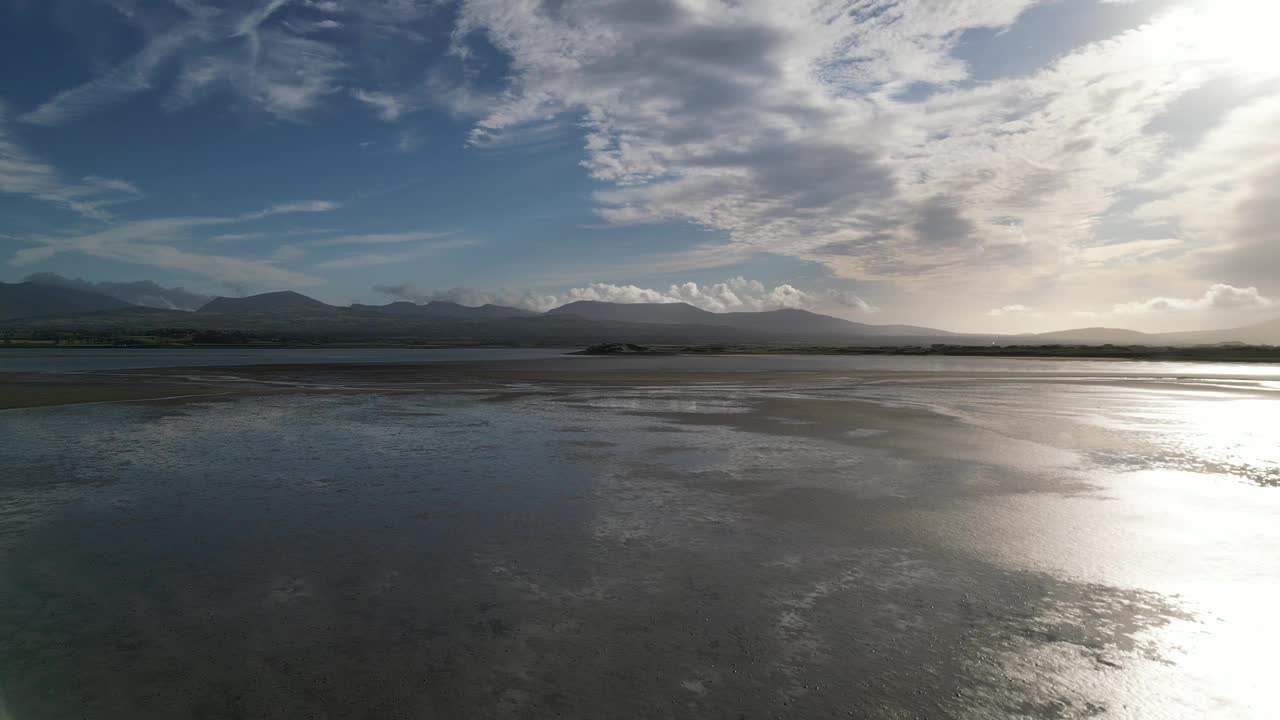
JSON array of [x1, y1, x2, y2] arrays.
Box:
[[170, 29, 346, 121], [1111, 284, 1276, 315], [396, 130, 422, 153], [1134, 93, 1280, 291], [374, 283, 560, 311], [825, 290, 878, 314], [12, 0, 1280, 330], [313, 238, 475, 270], [243, 200, 342, 219], [5, 200, 342, 287], [556, 278, 827, 313], [0, 105, 142, 219], [270, 244, 308, 262], [352, 89, 405, 121], [22, 272, 212, 311], [373, 276, 876, 315], [448, 0, 1042, 279], [210, 232, 272, 243], [235, 0, 293, 40], [448, 0, 1280, 314], [23, 0, 347, 125], [44, 241, 320, 287], [987, 304, 1042, 318], [210, 227, 338, 242], [19, 14, 208, 126], [312, 231, 450, 246]]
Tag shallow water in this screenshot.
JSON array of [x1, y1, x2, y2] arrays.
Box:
[[1, 362, 1278, 718], [7, 346, 1280, 379], [0, 347, 577, 373]]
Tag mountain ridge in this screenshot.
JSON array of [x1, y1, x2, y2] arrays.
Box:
[[3, 284, 1277, 346], [0, 281, 137, 321], [548, 300, 955, 337]]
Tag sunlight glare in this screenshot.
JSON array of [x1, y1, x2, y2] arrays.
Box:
[[1184, 0, 1280, 79]]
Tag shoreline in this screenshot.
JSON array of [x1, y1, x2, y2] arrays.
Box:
[[3, 342, 1279, 364]]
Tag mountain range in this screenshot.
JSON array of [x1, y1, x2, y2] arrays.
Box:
[[1, 281, 1277, 346]]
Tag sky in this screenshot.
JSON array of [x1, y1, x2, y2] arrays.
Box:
[[1, 0, 1278, 333]]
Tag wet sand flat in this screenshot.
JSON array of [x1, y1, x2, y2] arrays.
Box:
[[2, 356, 1278, 718]]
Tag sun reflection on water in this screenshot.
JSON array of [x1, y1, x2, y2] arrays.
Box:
[[1125, 392, 1279, 486]]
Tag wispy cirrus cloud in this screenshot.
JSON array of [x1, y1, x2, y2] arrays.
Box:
[[245, 200, 342, 219], [351, 89, 405, 121], [7, 198, 341, 286], [18, 13, 209, 126], [311, 230, 449, 247], [313, 237, 475, 270], [0, 105, 142, 219], [21, 0, 347, 125]]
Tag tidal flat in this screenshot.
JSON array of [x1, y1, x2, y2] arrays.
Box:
[[2, 354, 1278, 718]]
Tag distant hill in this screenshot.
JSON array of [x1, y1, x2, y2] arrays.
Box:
[[548, 301, 954, 338], [350, 300, 537, 320], [198, 291, 335, 314], [548, 301, 719, 325], [1025, 326, 1153, 344], [23, 272, 210, 311], [1026, 317, 1280, 347], [0, 281, 136, 320], [721, 308, 955, 338], [1158, 315, 1280, 346], [5, 285, 1276, 348], [1231, 316, 1280, 345]]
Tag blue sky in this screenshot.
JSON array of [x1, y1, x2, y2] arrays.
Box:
[[2, 0, 1278, 332]]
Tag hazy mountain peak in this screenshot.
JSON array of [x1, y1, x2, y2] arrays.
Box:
[[0, 281, 136, 321], [23, 273, 210, 311], [198, 290, 332, 314]]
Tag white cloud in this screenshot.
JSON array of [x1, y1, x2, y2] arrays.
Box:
[[172, 29, 345, 120], [987, 304, 1043, 318], [374, 283, 559, 310], [1111, 284, 1276, 315], [210, 232, 272, 243], [305, 0, 343, 12], [312, 231, 450, 246], [1134, 92, 1280, 290], [373, 276, 875, 315], [352, 89, 405, 121], [552, 279, 819, 313], [236, 0, 293, 40], [245, 200, 342, 219], [23, 0, 346, 125], [11, 0, 1280, 330], [448, 0, 1280, 318]]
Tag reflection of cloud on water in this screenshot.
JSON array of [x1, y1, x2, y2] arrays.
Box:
[[3, 368, 1279, 717]]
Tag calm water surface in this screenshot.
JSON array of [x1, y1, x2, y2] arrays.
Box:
[[1, 357, 1278, 718], [6, 346, 1280, 378], [0, 347, 577, 373]]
